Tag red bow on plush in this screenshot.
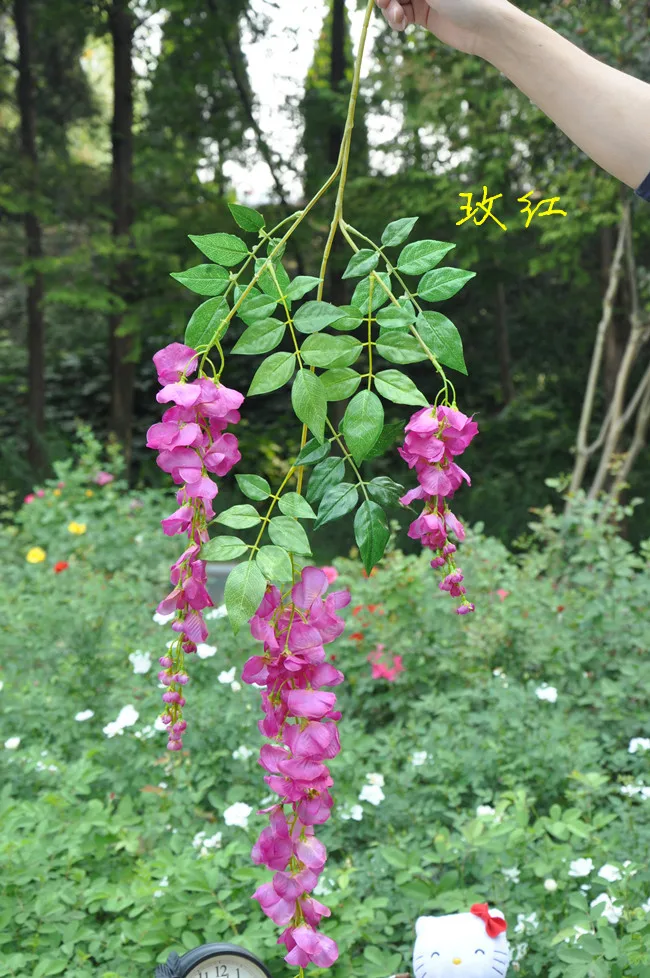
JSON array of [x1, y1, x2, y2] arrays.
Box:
[[470, 903, 508, 938]]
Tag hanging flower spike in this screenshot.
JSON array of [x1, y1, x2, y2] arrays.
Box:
[[399, 404, 478, 614], [245, 565, 349, 969], [147, 342, 244, 750]]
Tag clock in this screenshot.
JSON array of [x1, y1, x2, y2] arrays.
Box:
[[155, 943, 274, 978]]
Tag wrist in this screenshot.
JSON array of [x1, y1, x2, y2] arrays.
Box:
[[474, 0, 529, 67]]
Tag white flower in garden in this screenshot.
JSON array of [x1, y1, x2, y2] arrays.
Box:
[[536, 684, 558, 703], [544, 878, 558, 892], [196, 643, 217, 659], [153, 875, 169, 898], [0, 681, 3, 691], [205, 604, 228, 620], [193, 830, 223, 856], [74, 710, 94, 722], [410, 751, 428, 767], [223, 802, 252, 828], [339, 804, 364, 822], [153, 611, 175, 625], [622, 860, 637, 877], [218, 668, 237, 684], [598, 864, 622, 883], [314, 877, 335, 896], [103, 704, 139, 738], [232, 746, 254, 761], [366, 772, 385, 787], [641, 898, 650, 913], [476, 804, 496, 817], [569, 858, 594, 878], [628, 737, 650, 754], [154, 716, 168, 732], [4, 737, 20, 750], [231, 681, 241, 692], [514, 943, 528, 961], [129, 650, 152, 674], [591, 892, 623, 925], [159, 782, 168, 789], [515, 912, 539, 934], [502, 867, 520, 883], [573, 925, 591, 941], [620, 783, 650, 799], [359, 783, 385, 806], [134, 725, 156, 740]]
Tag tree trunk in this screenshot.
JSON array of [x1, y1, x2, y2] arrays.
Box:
[[495, 281, 514, 405], [108, 0, 135, 463], [14, 0, 46, 473]]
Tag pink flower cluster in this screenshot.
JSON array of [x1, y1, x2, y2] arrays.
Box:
[[399, 405, 478, 614], [147, 342, 244, 749], [368, 643, 404, 682], [242, 566, 350, 969]]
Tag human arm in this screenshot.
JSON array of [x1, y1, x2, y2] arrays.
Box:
[[375, 0, 650, 193]]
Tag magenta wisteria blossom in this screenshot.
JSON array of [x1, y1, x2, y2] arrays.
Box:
[[243, 566, 349, 968], [399, 405, 478, 614], [147, 341, 243, 749], [149, 1, 481, 970]]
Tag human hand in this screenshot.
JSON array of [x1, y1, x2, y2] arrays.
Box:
[[373, 0, 508, 58]]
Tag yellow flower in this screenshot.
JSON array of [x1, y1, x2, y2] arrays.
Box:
[[68, 521, 87, 535], [26, 547, 46, 564], [53, 489, 61, 497], [85, 489, 94, 498]]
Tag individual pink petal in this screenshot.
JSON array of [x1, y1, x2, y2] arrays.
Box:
[[156, 380, 203, 407], [153, 342, 198, 385], [291, 566, 329, 610], [284, 689, 336, 719]]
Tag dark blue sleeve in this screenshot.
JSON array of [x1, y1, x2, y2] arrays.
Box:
[[636, 170, 650, 202]]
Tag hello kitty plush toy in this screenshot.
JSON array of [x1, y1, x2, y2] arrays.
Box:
[[412, 904, 511, 978]]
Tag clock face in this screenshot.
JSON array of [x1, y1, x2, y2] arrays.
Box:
[[186, 954, 270, 978]]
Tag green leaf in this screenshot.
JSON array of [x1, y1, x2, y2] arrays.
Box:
[[292, 370, 327, 443], [396, 239, 455, 275], [374, 369, 428, 406], [232, 319, 285, 355], [185, 297, 229, 348], [418, 267, 476, 302], [201, 536, 249, 561], [224, 561, 267, 635], [267, 236, 286, 260], [215, 504, 261, 529], [416, 311, 467, 375], [365, 420, 405, 459], [235, 474, 271, 501], [376, 331, 427, 365], [330, 305, 365, 332], [367, 476, 405, 508], [286, 276, 322, 301], [375, 302, 416, 330], [300, 333, 362, 369], [295, 438, 331, 466], [255, 258, 291, 301], [380, 846, 409, 869], [293, 301, 343, 334], [305, 457, 346, 505], [381, 216, 419, 248], [341, 390, 384, 465], [256, 545, 293, 583], [279, 492, 317, 519], [354, 500, 390, 573], [189, 232, 249, 268], [239, 293, 278, 325], [248, 352, 296, 396], [351, 273, 391, 315], [314, 483, 359, 530], [170, 264, 229, 297], [268, 516, 312, 555], [342, 249, 380, 280], [228, 203, 265, 233], [235, 284, 259, 304], [320, 367, 362, 401]]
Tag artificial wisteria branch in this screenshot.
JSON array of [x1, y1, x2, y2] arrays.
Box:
[[147, 0, 479, 970]]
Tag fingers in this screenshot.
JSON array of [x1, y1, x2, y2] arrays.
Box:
[[376, 0, 409, 30]]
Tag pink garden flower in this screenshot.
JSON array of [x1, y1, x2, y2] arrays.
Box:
[[243, 565, 349, 968], [94, 471, 114, 486], [399, 404, 478, 614]]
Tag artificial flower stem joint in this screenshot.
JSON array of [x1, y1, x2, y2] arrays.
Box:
[[150, 0, 479, 968]]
